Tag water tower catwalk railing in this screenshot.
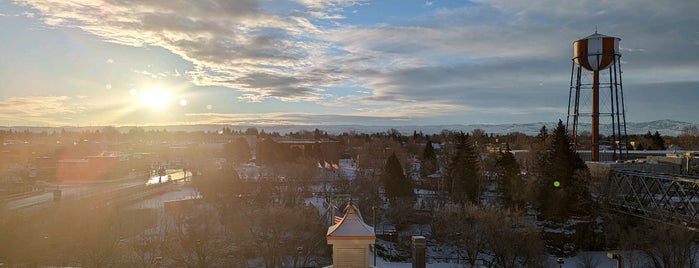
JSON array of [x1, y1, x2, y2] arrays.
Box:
[[567, 32, 629, 161]]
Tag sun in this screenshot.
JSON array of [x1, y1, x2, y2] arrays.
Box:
[[139, 87, 171, 109]]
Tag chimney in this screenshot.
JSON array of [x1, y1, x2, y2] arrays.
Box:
[[411, 236, 426, 268]]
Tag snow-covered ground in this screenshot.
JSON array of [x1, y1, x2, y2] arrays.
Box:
[[338, 158, 357, 178], [370, 252, 620, 268], [125, 187, 200, 209]]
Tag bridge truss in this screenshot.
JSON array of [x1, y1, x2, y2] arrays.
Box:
[[600, 170, 699, 229]]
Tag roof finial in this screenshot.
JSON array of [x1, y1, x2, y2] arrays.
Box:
[[595, 25, 598, 34]]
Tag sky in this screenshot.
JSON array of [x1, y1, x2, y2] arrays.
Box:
[[0, 0, 697, 127]]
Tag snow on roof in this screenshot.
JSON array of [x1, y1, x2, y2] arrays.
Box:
[[326, 203, 375, 240]]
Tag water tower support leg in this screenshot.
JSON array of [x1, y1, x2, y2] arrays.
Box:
[[592, 70, 599, 161]]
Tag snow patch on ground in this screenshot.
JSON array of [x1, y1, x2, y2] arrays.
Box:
[[370, 251, 620, 267]]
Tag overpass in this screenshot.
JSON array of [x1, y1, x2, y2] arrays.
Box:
[[3, 170, 190, 212]]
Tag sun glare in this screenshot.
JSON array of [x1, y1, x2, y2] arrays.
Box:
[[140, 88, 171, 109]]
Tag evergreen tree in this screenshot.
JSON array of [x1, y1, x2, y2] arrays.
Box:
[[639, 131, 666, 150], [447, 132, 481, 204], [635, 143, 645, 151], [535, 120, 592, 220], [652, 131, 666, 150], [382, 152, 414, 203], [194, 163, 245, 215], [222, 137, 252, 163], [244, 127, 259, 136], [536, 125, 549, 141], [256, 138, 275, 165], [256, 138, 294, 165], [529, 125, 550, 177], [495, 144, 522, 208], [421, 136, 438, 177]]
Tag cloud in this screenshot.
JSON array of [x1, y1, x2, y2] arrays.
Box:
[[180, 98, 564, 126], [183, 111, 403, 126], [16, 0, 327, 98], [12, 0, 699, 125], [232, 72, 327, 101], [0, 96, 80, 116], [295, 0, 368, 19], [623, 81, 699, 123], [0, 96, 84, 125]]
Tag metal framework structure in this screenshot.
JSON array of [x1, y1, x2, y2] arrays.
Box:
[[600, 170, 699, 229], [567, 39, 629, 161]]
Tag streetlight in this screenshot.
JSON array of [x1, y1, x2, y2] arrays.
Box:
[[372, 206, 377, 267], [607, 252, 622, 268], [195, 239, 203, 267], [294, 246, 303, 268], [556, 257, 564, 268], [455, 232, 462, 264], [153, 256, 163, 268]]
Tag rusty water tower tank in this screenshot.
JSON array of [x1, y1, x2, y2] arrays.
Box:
[[573, 32, 620, 71]]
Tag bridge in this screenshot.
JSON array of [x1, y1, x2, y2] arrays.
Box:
[[597, 168, 699, 230], [3, 169, 191, 213]]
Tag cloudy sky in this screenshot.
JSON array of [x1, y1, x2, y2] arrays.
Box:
[[1, 0, 697, 127]]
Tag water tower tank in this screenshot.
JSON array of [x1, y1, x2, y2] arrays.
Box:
[[573, 32, 620, 71]]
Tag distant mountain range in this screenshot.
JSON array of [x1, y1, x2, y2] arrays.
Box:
[[397, 119, 696, 136], [297, 120, 694, 136], [2, 119, 695, 137], [617, 120, 697, 136]]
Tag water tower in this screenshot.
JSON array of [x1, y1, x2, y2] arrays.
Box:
[[567, 31, 628, 161]]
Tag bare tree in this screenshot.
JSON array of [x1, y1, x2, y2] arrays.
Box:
[[127, 231, 166, 268], [432, 204, 490, 267], [432, 204, 547, 268], [42, 202, 130, 267], [0, 211, 46, 266], [678, 125, 699, 150], [487, 212, 547, 267], [619, 221, 698, 268], [642, 226, 698, 268], [246, 205, 328, 267], [164, 206, 233, 268]]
